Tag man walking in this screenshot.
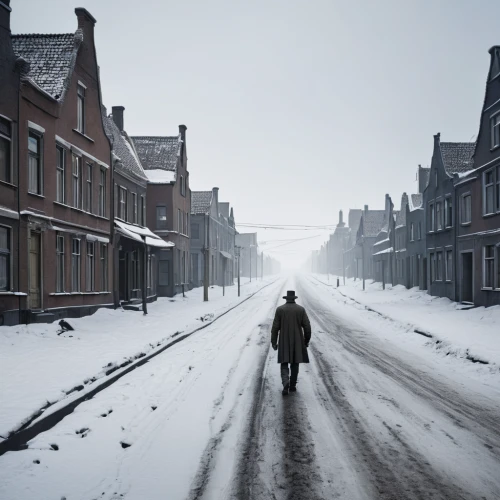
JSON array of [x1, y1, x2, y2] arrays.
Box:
[[271, 290, 312, 395]]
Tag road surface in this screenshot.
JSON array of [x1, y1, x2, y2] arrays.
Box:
[[1, 275, 499, 500]]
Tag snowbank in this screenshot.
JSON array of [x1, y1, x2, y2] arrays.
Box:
[[311, 274, 500, 367], [0, 277, 278, 439]]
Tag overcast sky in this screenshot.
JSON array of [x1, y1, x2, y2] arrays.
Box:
[[11, 0, 500, 269]]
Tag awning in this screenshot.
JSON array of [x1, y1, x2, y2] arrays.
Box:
[[115, 220, 175, 248], [220, 250, 233, 259]]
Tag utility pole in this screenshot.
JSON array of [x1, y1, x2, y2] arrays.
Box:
[[249, 246, 252, 282], [223, 259, 226, 296], [343, 250, 346, 285], [235, 246, 241, 297], [261, 251, 264, 280], [362, 241, 366, 291], [141, 238, 148, 315], [255, 246, 258, 281], [203, 214, 209, 302]]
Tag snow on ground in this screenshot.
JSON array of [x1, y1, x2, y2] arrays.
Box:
[[0, 277, 277, 440], [0, 278, 286, 500], [311, 273, 500, 369]]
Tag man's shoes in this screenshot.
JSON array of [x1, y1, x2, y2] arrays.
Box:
[[289, 385, 297, 392], [282, 383, 289, 396]]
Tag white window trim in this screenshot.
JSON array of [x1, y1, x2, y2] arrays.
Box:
[[461, 192, 472, 225], [483, 168, 496, 216], [482, 245, 495, 290], [27, 121, 45, 134], [491, 110, 500, 150]]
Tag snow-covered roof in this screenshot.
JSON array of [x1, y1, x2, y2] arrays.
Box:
[[361, 210, 385, 237], [115, 220, 174, 248], [409, 194, 423, 211], [131, 136, 182, 173], [103, 114, 148, 183], [373, 247, 394, 256], [144, 169, 176, 185], [12, 33, 81, 101], [440, 142, 475, 175], [191, 191, 213, 215]]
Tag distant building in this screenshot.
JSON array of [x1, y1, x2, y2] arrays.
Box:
[[327, 210, 350, 276], [132, 126, 191, 297], [372, 195, 396, 285], [394, 193, 409, 287], [235, 232, 258, 279]]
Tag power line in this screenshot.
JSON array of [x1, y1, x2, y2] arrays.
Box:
[[237, 222, 337, 228]]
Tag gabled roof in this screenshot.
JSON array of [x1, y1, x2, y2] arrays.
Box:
[[12, 32, 81, 101], [191, 191, 212, 215], [440, 142, 475, 175], [103, 114, 148, 183], [131, 136, 182, 172], [409, 194, 423, 211], [395, 194, 408, 227], [361, 211, 385, 237], [219, 202, 230, 219]]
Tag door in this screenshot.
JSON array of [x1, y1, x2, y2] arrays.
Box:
[[119, 250, 127, 301], [192, 253, 198, 285], [29, 231, 41, 309], [461, 252, 473, 303], [422, 257, 427, 290]]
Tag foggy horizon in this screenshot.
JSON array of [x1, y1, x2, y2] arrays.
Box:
[[10, 0, 500, 269]]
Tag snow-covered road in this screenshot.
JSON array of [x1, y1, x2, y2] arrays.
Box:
[[1, 274, 499, 500]]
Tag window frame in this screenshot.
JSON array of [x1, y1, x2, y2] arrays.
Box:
[[483, 168, 495, 216], [72, 154, 82, 209], [86, 241, 95, 292], [483, 245, 495, 289], [436, 250, 443, 281], [461, 193, 472, 225], [0, 225, 11, 292], [491, 110, 500, 150], [445, 249, 453, 282], [409, 222, 414, 242], [0, 116, 12, 184], [99, 168, 106, 217], [118, 186, 127, 221], [436, 201, 443, 231], [56, 234, 65, 292], [28, 130, 43, 195], [85, 162, 93, 213], [56, 145, 66, 203], [156, 205, 167, 229], [132, 192, 138, 224], [100, 243, 108, 291], [429, 202, 435, 232], [71, 237, 81, 292], [77, 83, 86, 134], [141, 195, 146, 226], [444, 197, 453, 228]]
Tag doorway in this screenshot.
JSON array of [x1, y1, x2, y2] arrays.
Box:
[[461, 252, 474, 304], [29, 231, 41, 309]]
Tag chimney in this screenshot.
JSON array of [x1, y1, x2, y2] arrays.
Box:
[[0, 1, 12, 50], [488, 46, 500, 82], [112, 106, 125, 132], [213, 187, 219, 213], [75, 8, 96, 40], [364, 205, 369, 213], [178, 124, 187, 142], [338, 210, 345, 227]]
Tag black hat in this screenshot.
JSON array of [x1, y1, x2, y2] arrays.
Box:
[[283, 290, 298, 300]]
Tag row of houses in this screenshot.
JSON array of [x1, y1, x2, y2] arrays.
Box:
[[0, 3, 279, 326], [311, 43, 500, 308]]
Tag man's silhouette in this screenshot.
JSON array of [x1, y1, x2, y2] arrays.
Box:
[[271, 290, 312, 395]]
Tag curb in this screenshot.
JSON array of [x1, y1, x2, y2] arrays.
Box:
[[0, 279, 281, 457]]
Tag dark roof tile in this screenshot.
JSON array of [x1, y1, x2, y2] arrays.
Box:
[[131, 136, 181, 172], [440, 142, 475, 175], [362, 210, 386, 237], [191, 191, 212, 215]]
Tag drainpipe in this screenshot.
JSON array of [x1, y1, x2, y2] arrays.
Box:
[[16, 66, 22, 324]]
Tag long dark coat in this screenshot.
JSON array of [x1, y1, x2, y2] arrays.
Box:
[[271, 302, 312, 363]]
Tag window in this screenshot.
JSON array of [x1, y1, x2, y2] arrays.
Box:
[[86, 242, 95, 291], [56, 146, 65, 203], [180, 175, 185, 196], [77, 84, 86, 133], [72, 155, 81, 208], [192, 223, 200, 239], [119, 187, 127, 220], [445, 197, 452, 227], [141, 195, 146, 226], [497, 166, 500, 213], [99, 168, 106, 217], [410, 223, 414, 242], [0, 226, 10, 291], [436, 202, 443, 230], [178, 209, 182, 233], [56, 234, 65, 292], [156, 206, 167, 229], [484, 245, 495, 288], [28, 131, 42, 194], [159, 260, 169, 286], [491, 112, 500, 149], [429, 203, 435, 232], [461, 194, 472, 224], [85, 162, 93, 213], [430, 253, 436, 282], [131, 250, 140, 296], [436, 251, 443, 281], [418, 222, 422, 240], [445, 250, 452, 282], [435, 168, 438, 187], [484, 170, 495, 215], [72, 238, 81, 291], [132, 192, 138, 224], [186, 213, 189, 237], [0, 117, 12, 183], [100, 243, 108, 291]]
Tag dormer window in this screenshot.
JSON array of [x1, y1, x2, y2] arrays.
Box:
[[77, 83, 86, 133], [492, 112, 500, 150]]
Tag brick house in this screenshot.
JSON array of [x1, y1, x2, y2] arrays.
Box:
[[455, 46, 500, 306], [423, 134, 475, 301], [10, 8, 114, 323], [190, 188, 235, 288], [103, 107, 172, 308], [0, 0, 23, 325], [132, 127, 191, 297], [406, 166, 430, 289], [372, 195, 396, 285]]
